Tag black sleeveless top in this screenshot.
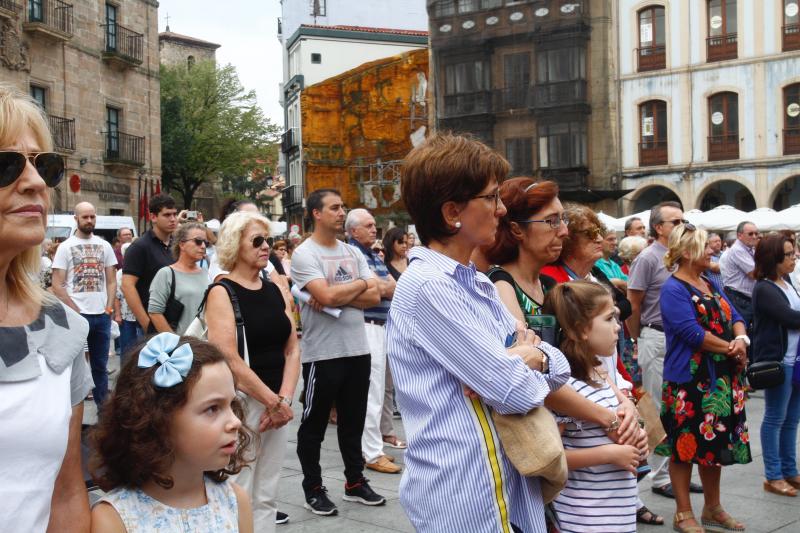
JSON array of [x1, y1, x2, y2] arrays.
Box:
[[225, 279, 292, 392]]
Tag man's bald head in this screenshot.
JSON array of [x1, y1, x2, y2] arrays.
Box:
[[74, 202, 97, 236]]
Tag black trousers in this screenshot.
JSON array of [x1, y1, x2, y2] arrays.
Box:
[[297, 354, 371, 493]]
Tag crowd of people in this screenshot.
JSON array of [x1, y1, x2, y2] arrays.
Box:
[[2, 84, 800, 533]]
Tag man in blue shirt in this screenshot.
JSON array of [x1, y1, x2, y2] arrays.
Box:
[[346, 208, 402, 475]]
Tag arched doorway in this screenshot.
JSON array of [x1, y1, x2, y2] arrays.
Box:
[[699, 180, 755, 211], [632, 185, 682, 212], [772, 176, 800, 210]]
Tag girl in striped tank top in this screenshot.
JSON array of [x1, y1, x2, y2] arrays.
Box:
[[544, 281, 646, 533]]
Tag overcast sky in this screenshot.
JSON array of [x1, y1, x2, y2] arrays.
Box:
[[159, 1, 284, 125]]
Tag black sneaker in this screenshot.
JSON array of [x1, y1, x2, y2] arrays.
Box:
[[304, 486, 338, 516], [275, 511, 289, 524], [343, 478, 386, 506]]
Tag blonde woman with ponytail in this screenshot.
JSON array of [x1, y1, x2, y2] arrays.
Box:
[[659, 223, 750, 533]]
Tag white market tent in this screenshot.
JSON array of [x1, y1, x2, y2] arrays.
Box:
[[602, 204, 800, 233]]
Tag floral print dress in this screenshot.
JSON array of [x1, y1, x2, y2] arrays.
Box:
[[659, 278, 752, 466]]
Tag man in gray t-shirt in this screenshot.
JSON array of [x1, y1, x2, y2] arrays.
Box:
[[291, 189, 385, 514]]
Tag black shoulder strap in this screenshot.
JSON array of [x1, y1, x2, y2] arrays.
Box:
[[169, 267, 176, 302], [197, 280, 246, 359]]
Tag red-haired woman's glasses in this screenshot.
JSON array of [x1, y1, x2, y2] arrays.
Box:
[[0, 151, 65, 188], [515, 213, 569, 230]]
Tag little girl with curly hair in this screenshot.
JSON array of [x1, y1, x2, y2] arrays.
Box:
[[544, 281, 648, 533], [89, 333, 255, 533]]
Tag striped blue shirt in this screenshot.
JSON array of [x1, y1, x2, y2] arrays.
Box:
[[386, 246, 571, 533], [349, 238, 392, 322]]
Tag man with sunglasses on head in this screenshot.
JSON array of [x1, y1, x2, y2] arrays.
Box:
[[51, 201, 118, 408], [719, 221, 759, 337], [627, 201, 704, 499]]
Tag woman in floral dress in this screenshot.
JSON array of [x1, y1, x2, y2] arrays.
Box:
[[659, 223, 751, 533]]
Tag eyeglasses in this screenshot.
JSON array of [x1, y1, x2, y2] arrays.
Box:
[[473, 189, 502, 208], [683, 222, 697, 232], [576, 226, 604, 240], [661, 218, 690, 227], [745, 231, 759, 237], [0, 151, 65, 188], [784, 251, 796, 259], [182, 237, 209, 247], [251, 235, 268, 248], [514, 213, 569, 230]]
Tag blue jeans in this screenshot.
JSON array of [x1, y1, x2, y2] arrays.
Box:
[[119, 320, 142, 369], [760, 364, 800, 480], [82, 313, 112, 408]]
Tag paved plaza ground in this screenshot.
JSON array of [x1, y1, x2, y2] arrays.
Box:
[[85, 356, 800, 532]]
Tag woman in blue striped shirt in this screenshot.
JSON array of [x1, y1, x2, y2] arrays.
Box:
[[387, 133, 571, 533]]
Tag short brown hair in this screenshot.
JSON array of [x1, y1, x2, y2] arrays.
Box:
[[482, 178, 559, 265], [754, 232, 794, 280], [89, 337, 254, 491], [559, 204, 606, 261], [402, 132, 510, 245], [543, 280, 611, 382]]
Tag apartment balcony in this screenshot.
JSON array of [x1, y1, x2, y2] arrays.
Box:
[[0, 0, 20, 19], [784, 24, 800, 52], [493, 86, 533, 112], [281, 184, 304, 210], [784, 127, 800, 155], [637, 45, 666, 72], [104, 131, 145, 166], [102, 24, 144, 68], [48, 114, 75, 152], [541, 167, 588, 192], [281, 128, 299, 153], [707, 33, 737, 62], [443, 91, 492, 117], [708, 134, 739, 161], [533, 80, 588, 112], [639, 140, 668, 166], [23, 0, 73, 41]]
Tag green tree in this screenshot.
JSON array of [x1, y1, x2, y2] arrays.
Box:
[[160, 61, 281, 208]]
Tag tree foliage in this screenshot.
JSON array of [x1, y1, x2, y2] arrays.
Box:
[[160, 61, 281, 208]]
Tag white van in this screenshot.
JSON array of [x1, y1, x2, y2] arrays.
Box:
[[46, 214, 138, 243]]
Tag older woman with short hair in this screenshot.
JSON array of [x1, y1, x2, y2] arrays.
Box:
[[206, 211, 300, 532], [660, 224, 750, 533], [0, 85, 93, 531], [752, 232, 800, 497], [618, 235, 648, 276], [387, 133, 571, 532]]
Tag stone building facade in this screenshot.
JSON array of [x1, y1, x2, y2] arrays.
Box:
[[0, 0, 161, 228], [158, 28, 219, 68]]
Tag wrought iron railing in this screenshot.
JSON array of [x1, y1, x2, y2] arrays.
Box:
[[281, 128, 299, 153], [708, 133, 739, 161], [533, 80, 587, 108], [637, 45, 666, 72], [493, 86, 533, 111], [105, 130, 145, 165], [48, 114, 75, 152], [0, 0, 20, 13], [281, 184, 304, 209], [26, 0, 73, 36], [443, 91, 492, 116], [707, 33, 737, 62], [103, 23, 144, 64], [639, 140, 668, 166]]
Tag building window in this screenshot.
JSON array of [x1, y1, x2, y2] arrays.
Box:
[[538, 122, 587, 169], [443, 59, 491, 115], [457, 0, 478, 13], [639, 100, 668, 166], [784, 83, 800, 155], [311, 53, 322, 64], [707, 0, 737, 62], [29, 0, 43, 22], [311, 0, 326, 16], [498, 52, 531, 110], [106, 3, 118, 52], [434, 1, 455, 17], [107, 106, 120, 156], [708, 92, 739, 161], [30, 85, 46, 110], [536, 47, 585, 84], [505, 137, 533, 176], [783, 0, 800, 51], [638, 6, 666, 71]]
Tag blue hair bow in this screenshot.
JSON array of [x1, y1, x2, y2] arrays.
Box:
[[138, 332, 194, 388]]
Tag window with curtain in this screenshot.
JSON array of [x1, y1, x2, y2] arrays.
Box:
[[536, 47, 585, 83], [708, 0, 737, 36], [505, 137, 534, 175], [638, 6, 665, 48], [538, 122, 587, 168], [444, 60, 490, 94]]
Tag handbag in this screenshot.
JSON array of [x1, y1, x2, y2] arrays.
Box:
[[747, 360, 785, 390], [524, 314, 560, 347], [185, 280, 249, 364], [162, 267, 185, 331], [491, 407, 567, 504], [636, 391, 667, 453]]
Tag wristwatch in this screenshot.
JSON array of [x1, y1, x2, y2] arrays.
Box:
[[734, 334, 751, 347], [277, 396, 292, 407], [605, 414, 621, 433]]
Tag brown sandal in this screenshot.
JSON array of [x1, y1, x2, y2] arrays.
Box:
[[701, 504, 745, 532], [673, 510, 705, 533], [763, 479, 798, 497], [785, 476, 800, 490]]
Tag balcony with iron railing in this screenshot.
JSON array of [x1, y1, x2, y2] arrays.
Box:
[[493, 86, 533, 112], [281, 128, 300, 153], [104, 131, 145, 166], [637, 45, 666, 72], [707, 33, 737, 62], [639, 140, 668, 166], [708, 133, 739, 161], [443, 91, 492, 117], [48, 114, 75, 152], [102, 23, 144, 67], [533, 80, 588, 110], [540, 167, 588, 191], [784, 127, 800, 155], [23, 0, 73, 40], [784, 24, 800, 52], [281, 184, 304, 210], [0, 0, 20, 19]]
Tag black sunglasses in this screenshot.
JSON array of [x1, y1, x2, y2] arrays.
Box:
[[251, 235, 268, 248], [0, 151, 65, 188], [182, 237, 209, 247]]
